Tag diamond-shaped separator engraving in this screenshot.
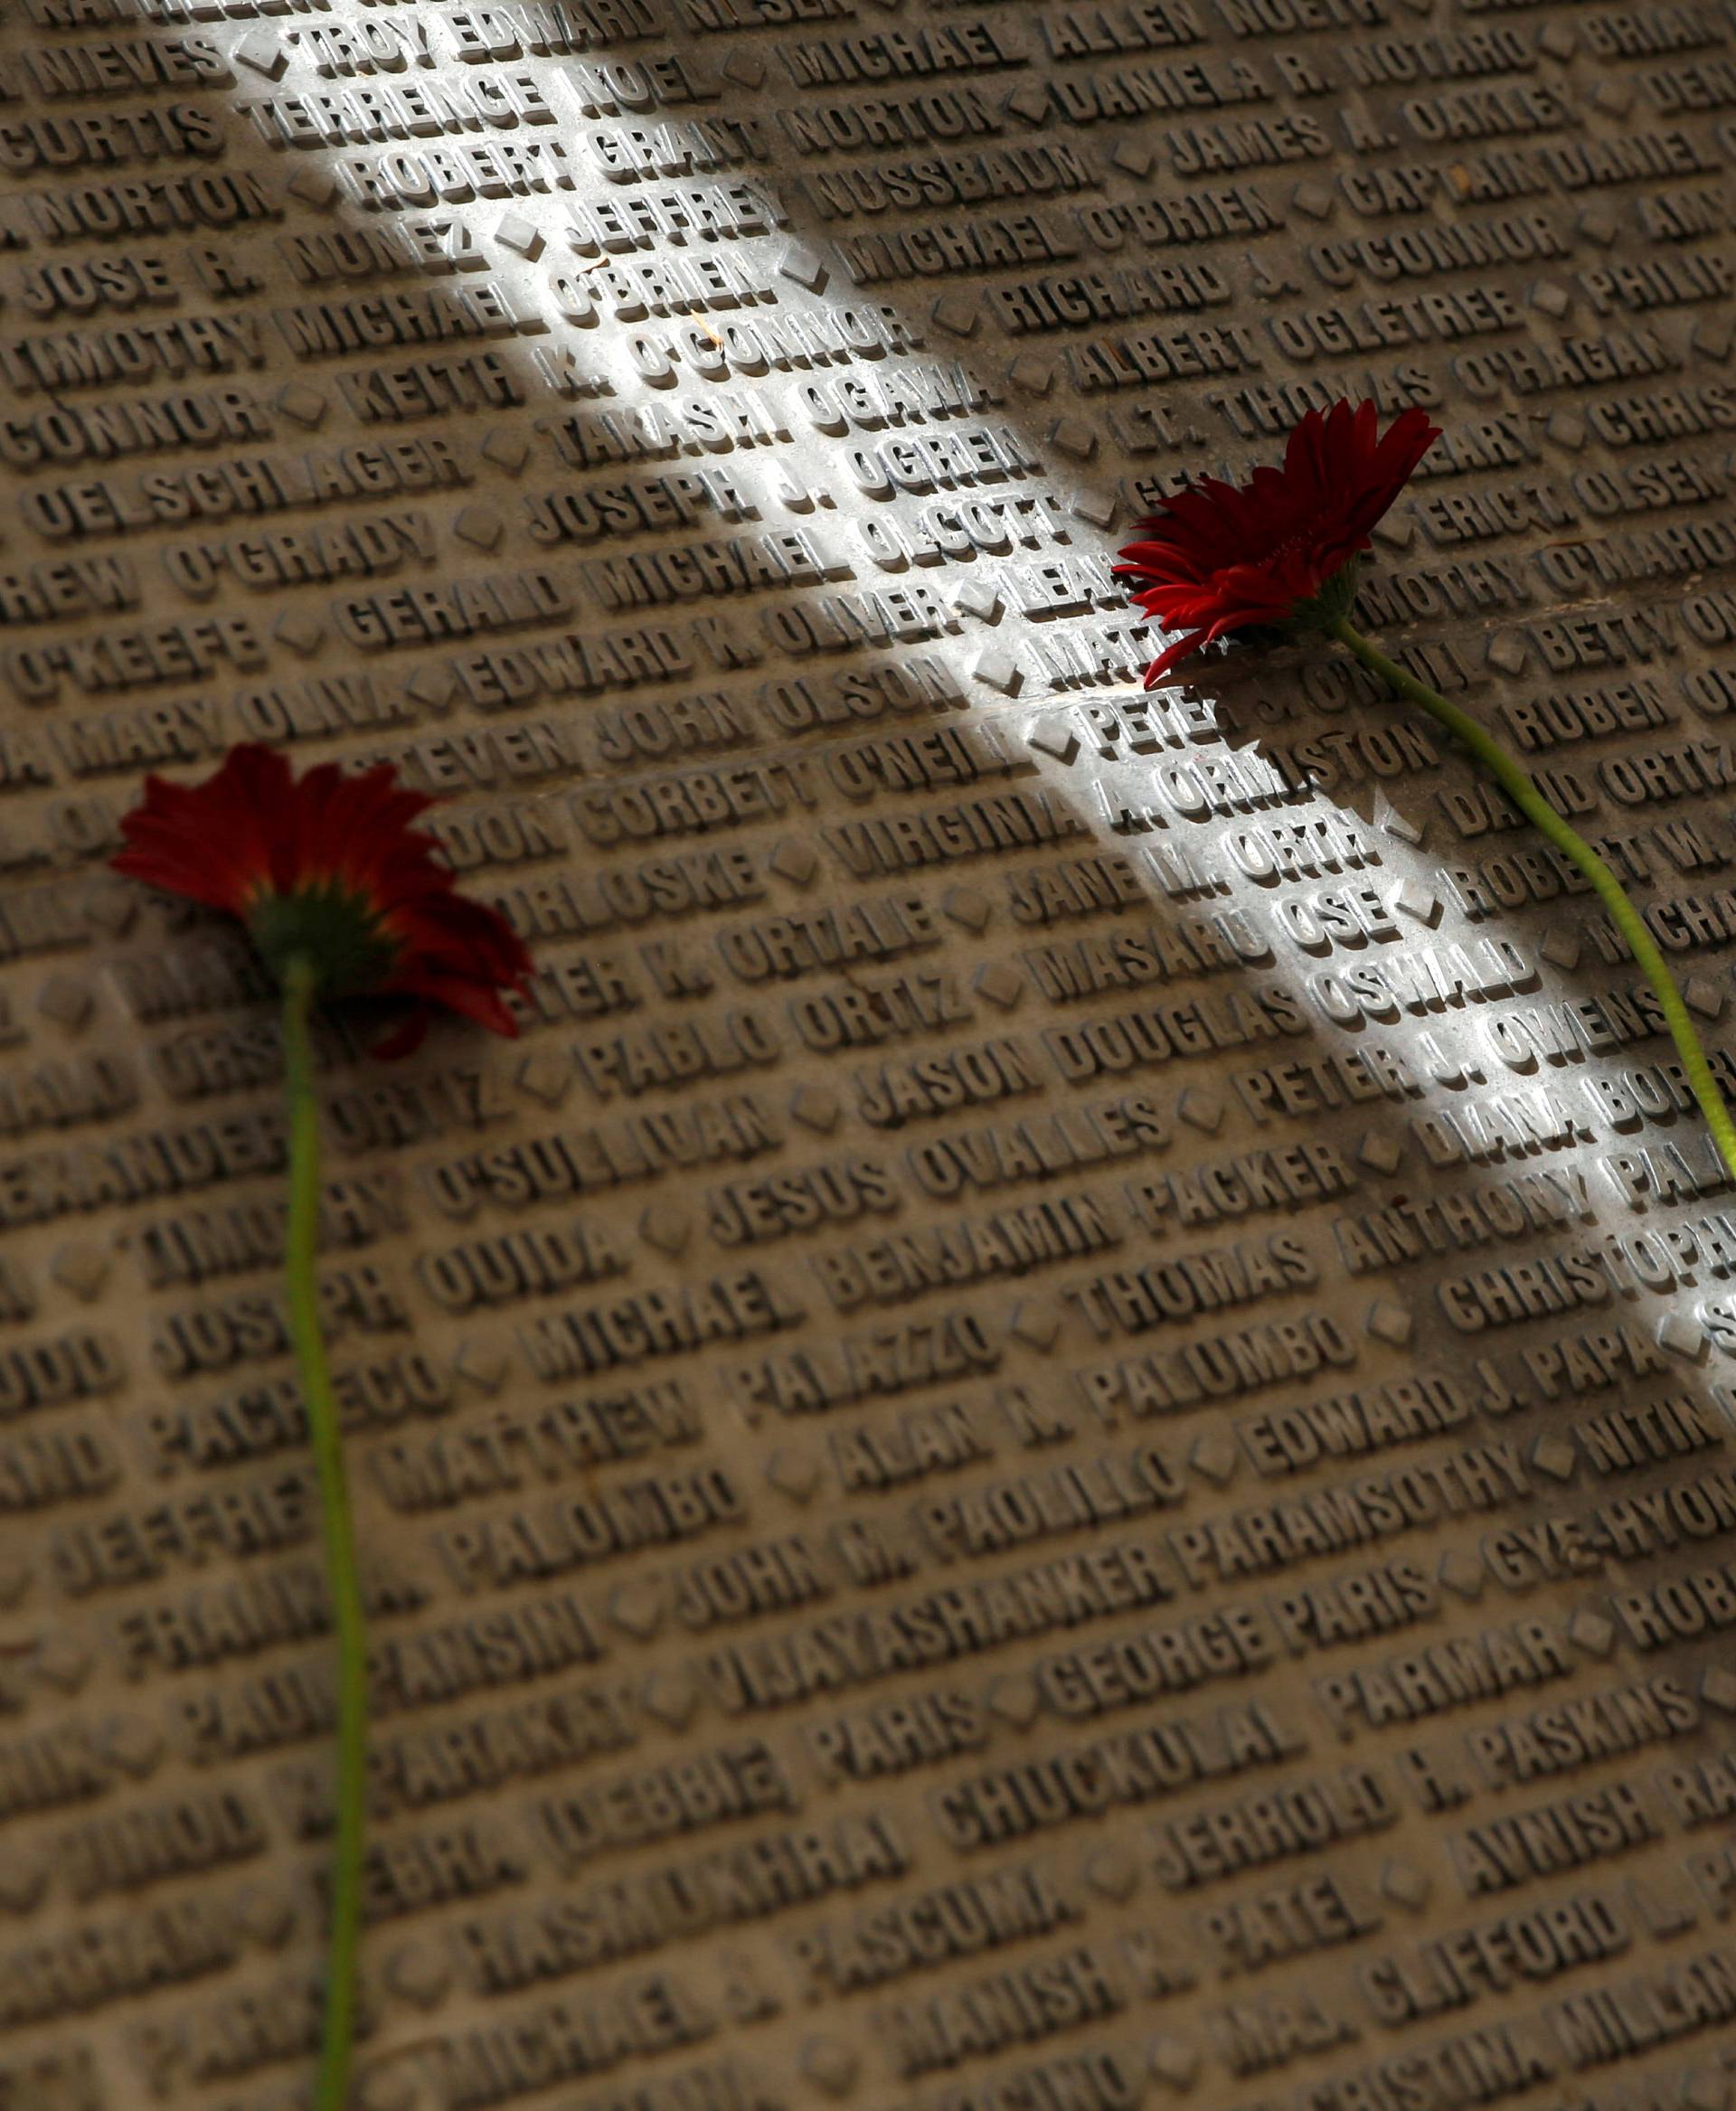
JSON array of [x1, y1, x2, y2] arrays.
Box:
[[1147, 2036, 1200, 2089], [1007, 353, 1054, 395], [357, 2067, 422, 2111], [765, 1449, 821, 1503], [1026, 721, 1079, 764], [495, 212, 542, 258], [638, 1202, 689, 1256], [99, 1714, 164, 1777], [1701, 1665, 1736, 1713], [36, 975, 92, 1029], [789, 1085, 840, 1132], [799, 2039, 860, 2099], [1359, 1132, 1403, 1173], [0, 1853, 47, 1913], [1627, 1874, 1696, 1937], [385, 1944, 453, 2009], [1177, 1088, 1223, 1134], [1189, 1428, 1237, 1484], [273, 608, 325, 655], [986, 1672, 1040, 1726], [1529, 1434, 1576, 1481], [234, 29, 287, 75], [1010, 1297, 1061, 1351], [1382, 1861, 1431, 1908], [287, 167, 338, 207], [1657, 1311, 1704, 1358], [234, 1883, 299, 1948], [1567, 1607, 1615, 1656], [1394, 879, 1439, 924], [975, 961, 1024, 1009], [1439, 1548, 1485, 1599], [640, 1671, 698, 1727], [1049, 416, 1097, 460], [276, 382, 327, 429], [768, 838, 818, 886], [33, 1636, 91, 1692], [405, 662, 458, 709], [516, 1050, 571, 1107], [50, 1243, 109, 1301], [1083, 1849, 1138, 1900], [481, 429, 531, 472], [451, 1338, 508, 1393], [84, 881, 137, 936], [974, 648, 1023, 694], [778, 242, 827, 292], [608, 1579, 665, 1637], [1695, 313, 1736, 362], [453, 507, 503, 550]]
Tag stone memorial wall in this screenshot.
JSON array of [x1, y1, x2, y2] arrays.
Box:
[[2, 0, 1736, 2106]]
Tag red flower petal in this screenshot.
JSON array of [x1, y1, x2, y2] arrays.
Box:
[[112, 742, 532, 1057], [111, 745, 292, 914], [1115, 401, 1439, 683]]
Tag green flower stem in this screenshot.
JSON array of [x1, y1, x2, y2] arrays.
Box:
[[1327, 616, 1736, 1185], [281, 956, 367, 2111]]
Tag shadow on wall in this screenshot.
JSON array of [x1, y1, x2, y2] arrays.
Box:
[[5, 3, 1736, 2105]]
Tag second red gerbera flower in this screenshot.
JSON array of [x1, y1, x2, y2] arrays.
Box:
[[1115, 399, 1440, 685], [113, 743, 532, 1057]]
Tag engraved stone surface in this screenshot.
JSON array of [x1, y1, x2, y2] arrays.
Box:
[[0, 0, 1734, 2106]]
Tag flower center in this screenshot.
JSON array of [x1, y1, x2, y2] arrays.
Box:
[[1287, 557, 1361, 633], [248, 883, 401, 998]]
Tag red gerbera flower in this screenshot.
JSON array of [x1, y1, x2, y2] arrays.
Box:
[[1115, 399, 1439, 686], [113, 743, 533, 1058]]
